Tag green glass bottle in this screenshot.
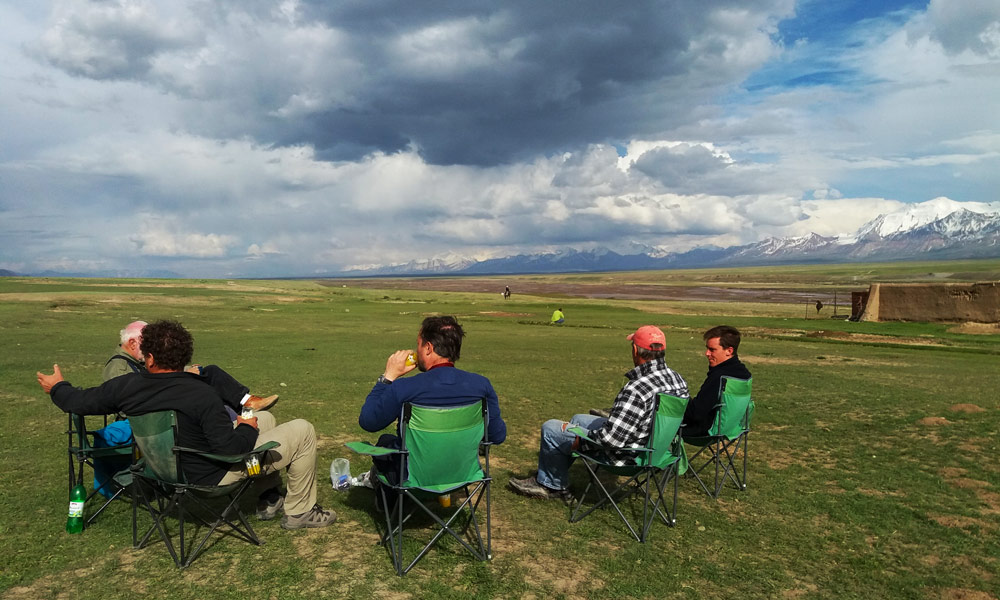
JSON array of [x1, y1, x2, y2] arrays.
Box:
[[66, 483, 85, 534]]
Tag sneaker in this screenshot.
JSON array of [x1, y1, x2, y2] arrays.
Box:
[[256, 495, 284, 521], [589, 408, 611, 418], [281, 504, 337, 530], [245, 394, 279, 411], [508, 475, 572, 502]]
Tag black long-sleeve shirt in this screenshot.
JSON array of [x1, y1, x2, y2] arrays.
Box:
[[50, 371, 258, 485], [683, 355, 752, 437]]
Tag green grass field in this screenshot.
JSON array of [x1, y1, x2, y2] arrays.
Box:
[[1, 264, 998, 599]]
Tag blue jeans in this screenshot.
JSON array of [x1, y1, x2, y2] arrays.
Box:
[[536, 414, 606, 490]]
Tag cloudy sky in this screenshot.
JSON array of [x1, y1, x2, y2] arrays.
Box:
[[1, 0, 998, 277]]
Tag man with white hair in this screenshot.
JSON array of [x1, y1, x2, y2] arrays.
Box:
[[103, 320, 278, 414], [42, 319, 335, 529]]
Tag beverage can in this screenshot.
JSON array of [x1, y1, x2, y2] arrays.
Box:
[[405, 352, 417, 366], [245, 455, 260, 476]]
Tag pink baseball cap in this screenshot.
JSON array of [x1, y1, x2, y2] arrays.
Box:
[[626, 325, 666, 351]]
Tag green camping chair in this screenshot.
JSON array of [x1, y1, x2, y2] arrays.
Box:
[[127, 411, 279, 568], [683, 377, 753, 498], [347, 399, 493, 576], [568, 393, 689, 542], [67, 413, 134, 528]]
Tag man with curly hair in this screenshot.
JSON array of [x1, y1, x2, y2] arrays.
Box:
[[103, 319, 278, 415], [38, 320, 335, 530]]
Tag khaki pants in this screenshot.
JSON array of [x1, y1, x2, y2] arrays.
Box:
[[218, 410, 318, 516]]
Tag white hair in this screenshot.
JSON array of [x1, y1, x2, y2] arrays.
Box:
[[119, 320, 147, 345]]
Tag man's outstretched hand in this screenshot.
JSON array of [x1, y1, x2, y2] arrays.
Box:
[[37, 364, 64, 394]]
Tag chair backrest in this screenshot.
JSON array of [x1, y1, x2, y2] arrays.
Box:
[[645, 393, 688, 468], [400, 400, 487, 492], [708, 377, 753, 439], [129, 411, 181, 484]]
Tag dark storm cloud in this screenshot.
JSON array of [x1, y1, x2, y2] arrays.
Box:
[[30, 0, 788, 166], [631, 143, 788, 196], [288, 0, 774, 165]]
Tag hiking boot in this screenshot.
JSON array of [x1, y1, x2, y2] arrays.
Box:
[[281, 504, 337, 530], [508, 475, 572, 503], [245, 394, 279, 411], [256, 494, 284, 521], [589, 407, 611, 418]]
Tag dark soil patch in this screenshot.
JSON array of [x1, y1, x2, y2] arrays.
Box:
[[320, 278, 821, 304], [949, 404, 986, 413]]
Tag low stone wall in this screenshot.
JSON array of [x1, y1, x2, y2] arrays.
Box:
[[860, 282, 1000, 323]]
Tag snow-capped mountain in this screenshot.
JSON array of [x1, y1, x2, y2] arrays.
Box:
[[343, 252, 480, 275], [847, 197, 1000, 242], [342, 198, 1000, 276]]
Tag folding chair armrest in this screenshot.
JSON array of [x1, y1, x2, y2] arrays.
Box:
[[567, 426, 596, 443], [569, 428, 653, 465], [174, 443, 280, 464], [345, 441, 403, 457], [112, 469, 134, 487], [252, 441, 280, 454]]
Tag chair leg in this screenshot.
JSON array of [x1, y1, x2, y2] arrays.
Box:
[[570, 459, 643, 541], [686, 442, 722, 498], [718, 432, 749, 493], [133, 478, 183, 568], [86, 484, 127, 526], [400, 485, 491, 575], [742, 431, 749, 490], [179, 483, 260, 568]]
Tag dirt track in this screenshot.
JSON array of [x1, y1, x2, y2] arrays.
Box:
[[320, 277, 823, 304]]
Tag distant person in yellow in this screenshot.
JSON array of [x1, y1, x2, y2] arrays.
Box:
[[550, 308, 565, 324]]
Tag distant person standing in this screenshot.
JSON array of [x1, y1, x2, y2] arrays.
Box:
[[550, 308, 565, 325], [504, 286, 511, 300]]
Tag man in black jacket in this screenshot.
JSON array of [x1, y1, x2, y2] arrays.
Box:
[[102, 319, 278, 415], [683, 325, 752, 437], [38, 320, 335, 530]]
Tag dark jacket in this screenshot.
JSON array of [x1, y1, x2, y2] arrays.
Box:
[[50, 371, 258, 485], [683, 355, 752, 437]]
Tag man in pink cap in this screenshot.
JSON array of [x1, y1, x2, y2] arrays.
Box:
[[509, 325, 689, 501]]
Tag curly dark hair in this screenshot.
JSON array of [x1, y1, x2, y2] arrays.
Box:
[[139, 320, 194, 371], [419, 315, 465, 361]]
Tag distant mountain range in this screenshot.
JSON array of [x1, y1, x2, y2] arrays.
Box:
[[344, 197, 1000, 276], [0, 268, 181, 278], [6, 198, 997, 279]]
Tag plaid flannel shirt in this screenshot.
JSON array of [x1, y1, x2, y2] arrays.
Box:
[[589, 358, 689, 466]]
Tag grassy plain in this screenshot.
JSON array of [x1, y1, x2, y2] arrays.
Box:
[[1, 261, 998, 599]]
